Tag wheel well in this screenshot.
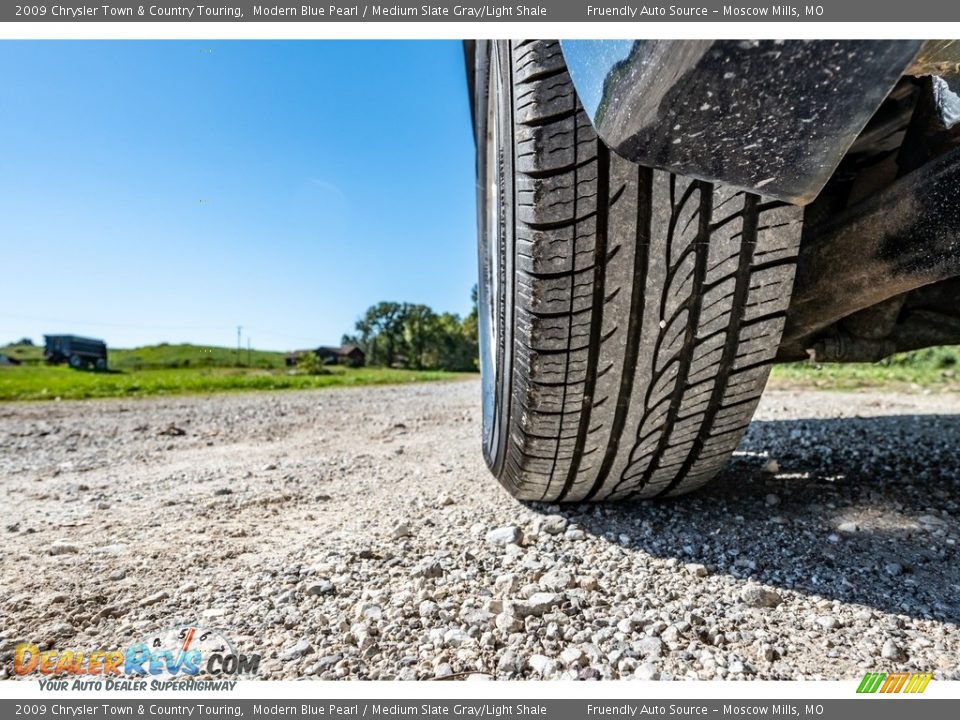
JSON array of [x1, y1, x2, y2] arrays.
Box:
[[780, 75, 960, 363]]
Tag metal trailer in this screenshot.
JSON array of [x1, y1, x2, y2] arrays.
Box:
[[43, 335, 108, 371]]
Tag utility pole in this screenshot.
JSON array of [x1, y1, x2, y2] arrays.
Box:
[[236, 325, 242, 366]]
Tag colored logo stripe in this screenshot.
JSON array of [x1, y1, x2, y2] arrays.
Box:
[[857, 672, 932, 694], [907, 673, 933, 693], [856, 673, 883, 693], [881, 673, 908, 693]]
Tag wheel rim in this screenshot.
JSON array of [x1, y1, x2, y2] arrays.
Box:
[[479, 46, 503, 456]]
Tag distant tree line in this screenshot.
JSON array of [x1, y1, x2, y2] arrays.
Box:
[[343, 289, 479, 372]]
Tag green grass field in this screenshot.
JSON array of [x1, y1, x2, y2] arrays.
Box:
[[0, 364, 468, 401], [769, 346, 959, 391], [0, 342, 43, 364], [1, 342, 957, 401], [0, 342, 288, 369], [0, 342, 469, 401]]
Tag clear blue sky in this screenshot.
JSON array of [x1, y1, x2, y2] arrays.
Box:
[[0, 41, 476, 350]]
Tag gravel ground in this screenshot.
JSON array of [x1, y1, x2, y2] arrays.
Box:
[[1, 380, 958, 681]]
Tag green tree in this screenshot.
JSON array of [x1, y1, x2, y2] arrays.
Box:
[[402, 303, 437, 370], [434, 312, 477, 371], [356, 301, 405, 367], [296, 351, 329, 376], [347, 290, 480, 371]]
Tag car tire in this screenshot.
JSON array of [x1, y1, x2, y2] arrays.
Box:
[[475, 40, 803, 502], [69, 354, 83, 370]]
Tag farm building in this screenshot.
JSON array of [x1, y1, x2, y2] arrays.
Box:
[[286, 345, 366, 368], [318, 345, 365, 367]]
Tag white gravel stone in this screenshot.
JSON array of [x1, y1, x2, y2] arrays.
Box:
[[48, 540, 80, 555], [528, 654, 557, 678], [493, 573, 520, 595], [305, 580, 334, 596], [419, 600, 439, 618], [412, 560, 443, 579], [560, 646, 586, 667], [486, 526, 523, 547], [495, 613, 523, 633], [539, 569, 574, 591], [483, 598, 503, 614], [636, 636, 664, 659], [523, 592, 563, 617], [661, 625, 681, 643], [279, 639, 314, 662], [740, 585, 783, 608], [881, 639, 906, 661], [497, 650, 523, 673], [579, 576, 600, 591], [390, 522, 412, 540], [633, 662, 660, 680], [443, 628, 467, 648], [139, 591, 169, 607], [539, 515, 568, 535]]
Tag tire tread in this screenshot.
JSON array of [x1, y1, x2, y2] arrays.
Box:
[[488, 40, 802, 502]]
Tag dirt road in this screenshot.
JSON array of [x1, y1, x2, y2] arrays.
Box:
[[1, 380, 958, 680]]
